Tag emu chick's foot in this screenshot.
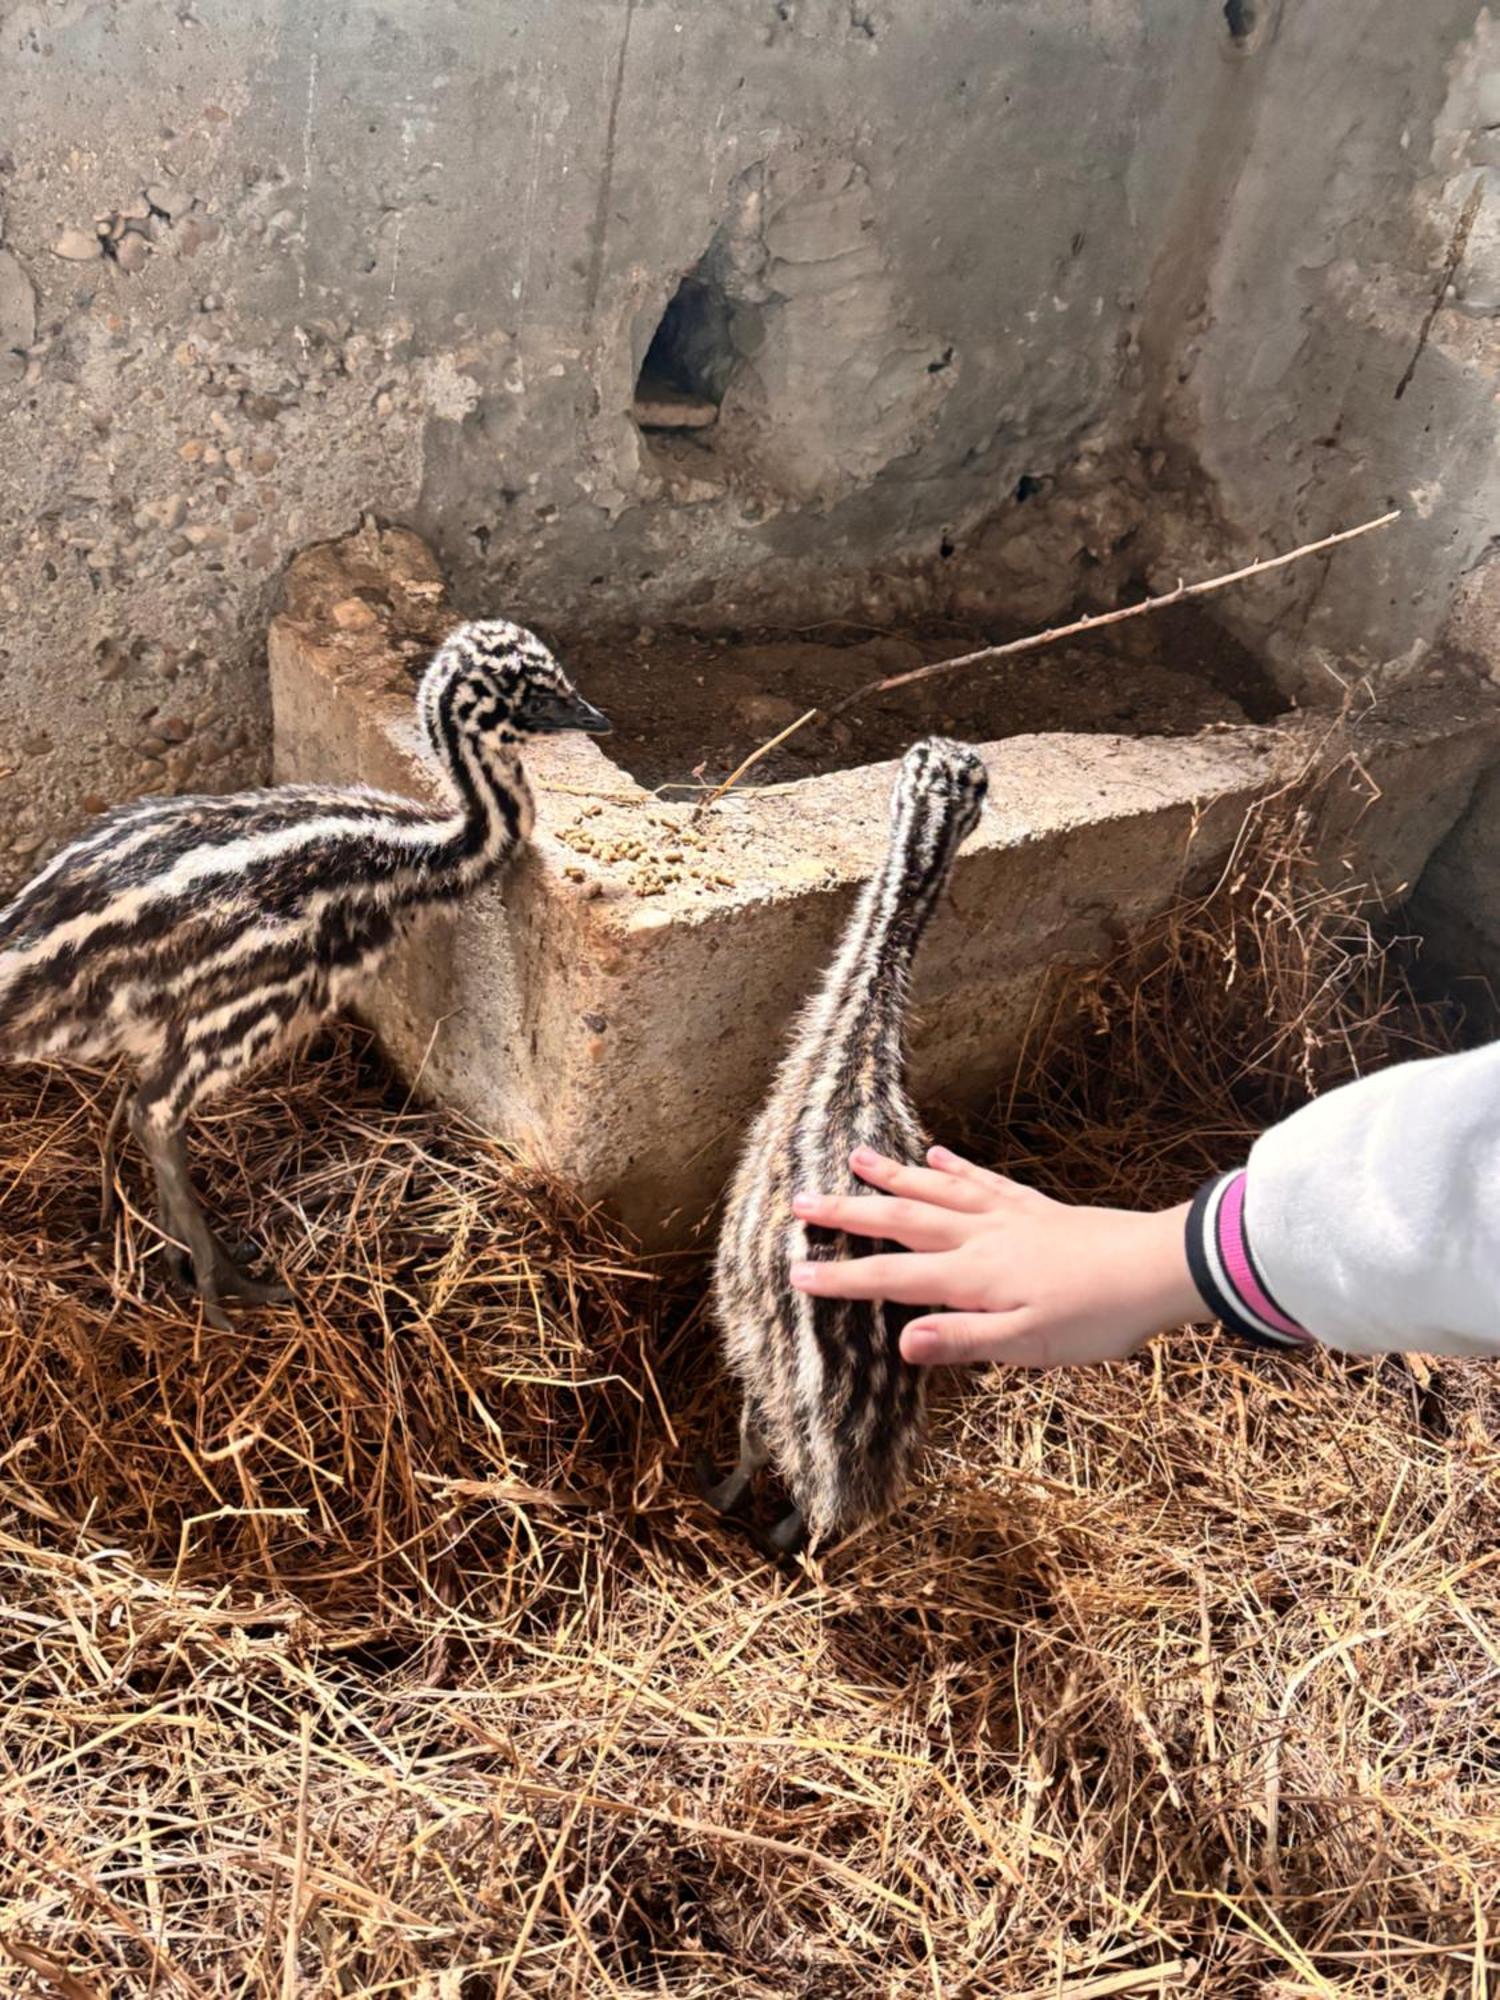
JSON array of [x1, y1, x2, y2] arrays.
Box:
[[693, 1451, 807, 1568], [160, 1231, 293, 1311], [164, 1268, 236, 1334], [758, 1505, 807, 1564], [145, 1126, 291, 1325], [201, 1224, 293, 1303], [694, 1448, 756, 1519], [737, 1504, 807, 1569], [207, 1241, 294, 1307]]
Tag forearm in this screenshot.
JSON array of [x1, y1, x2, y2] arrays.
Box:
[[788, 1040, 1500, 1375], [1188, 1042, 1500, 1359]]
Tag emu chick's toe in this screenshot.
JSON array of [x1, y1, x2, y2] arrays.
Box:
[[156, 1225, 291, 1318], [192, 1230, 292, 1308], [214, 1258, 293, 1308]]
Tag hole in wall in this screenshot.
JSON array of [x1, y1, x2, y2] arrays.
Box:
[[633, 266, 738, 435], [1223, 0, 1256, 42], [1014, 474, 1044, 503]]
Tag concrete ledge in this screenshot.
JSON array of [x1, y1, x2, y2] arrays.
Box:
[[271, 525, 1498, 1242]]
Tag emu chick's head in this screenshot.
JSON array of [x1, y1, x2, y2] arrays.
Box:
[[890, 737, 989, 878], [425, 619, 611, 749]]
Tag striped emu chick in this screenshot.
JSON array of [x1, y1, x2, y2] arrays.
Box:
[[0, 621, 608, 1330], [705, 737, 988, 1556]]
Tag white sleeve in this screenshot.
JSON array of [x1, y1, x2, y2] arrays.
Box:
[[1223, 1043, 1500, 1357]]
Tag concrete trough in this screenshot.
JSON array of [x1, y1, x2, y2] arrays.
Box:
[[271, 524, 1496, 1243]]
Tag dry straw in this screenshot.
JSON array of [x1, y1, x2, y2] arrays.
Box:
[[2, 752, 1498, 1996]]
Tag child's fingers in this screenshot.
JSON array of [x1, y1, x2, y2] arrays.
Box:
[[790, 1191, 964, 1250], [848, 1146, 994, 1212], [788, 1250, 947, 1305], [926, 1145, 1026, 1196], [900, 1312, 1051, 1368]]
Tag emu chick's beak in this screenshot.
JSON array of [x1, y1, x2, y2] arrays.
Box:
[[569, 695, 613, 735], [529, 690, 613, 735]]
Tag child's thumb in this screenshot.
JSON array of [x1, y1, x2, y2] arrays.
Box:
[[901, 1312, 1044, 1369]]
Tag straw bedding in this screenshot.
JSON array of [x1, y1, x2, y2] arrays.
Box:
[[2, 778, 1498, 1998]]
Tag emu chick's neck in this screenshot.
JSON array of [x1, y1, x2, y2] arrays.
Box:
[[806, 805, 951, 1079], [429, 731, 533, 890]]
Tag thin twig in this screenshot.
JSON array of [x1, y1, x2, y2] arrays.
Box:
[[693, 508, 1399, 817], [691, 706, 819, 819], [0, 1936, 105, 2000], [281, 1712, 313, 2000], [1006, 1961, 1192, 2000]]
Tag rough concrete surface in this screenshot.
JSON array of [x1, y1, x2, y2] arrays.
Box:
[[7, 1, 1500, 896], [272, 528, 1498, 1243], [1406, 548, 1500, 1006], [1161, 3, 1500, 702], [1411, 761, 1500, 1012]]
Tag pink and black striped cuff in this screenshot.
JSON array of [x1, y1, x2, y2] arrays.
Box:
[[1186, 1170, 1315, 1350]]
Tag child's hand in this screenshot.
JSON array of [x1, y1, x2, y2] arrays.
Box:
[[789, 1145, 1207, 1368]]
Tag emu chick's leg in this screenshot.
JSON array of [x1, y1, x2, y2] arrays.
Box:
[[696, 1407, 771, 1518], [137, 1116, 233, 1331], [97, 1081, 131, 1236], [135, 1116, 292, 1325], [763, 1506, 806, 1559], [739, 1503, 807, 1567]]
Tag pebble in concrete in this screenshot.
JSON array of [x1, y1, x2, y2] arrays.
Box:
[[52, 228, 101, 261]]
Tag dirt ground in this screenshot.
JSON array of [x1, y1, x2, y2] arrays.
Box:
[[570, 604, 1283, 792]]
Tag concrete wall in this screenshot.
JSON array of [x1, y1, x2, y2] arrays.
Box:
[[1155, 1, 1500, 702], [2, 0, 1499, 893], [1405, 547, 1500, 1011]]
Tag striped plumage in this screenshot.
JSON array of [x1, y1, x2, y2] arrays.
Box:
[[0, 619, 609, 1328], [705, 737, 989, 1555]]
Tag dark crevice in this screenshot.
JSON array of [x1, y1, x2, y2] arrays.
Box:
[[638, 278, 734, 402], [1223, 0, 1256, 41], [634, 263, 743, 436]]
